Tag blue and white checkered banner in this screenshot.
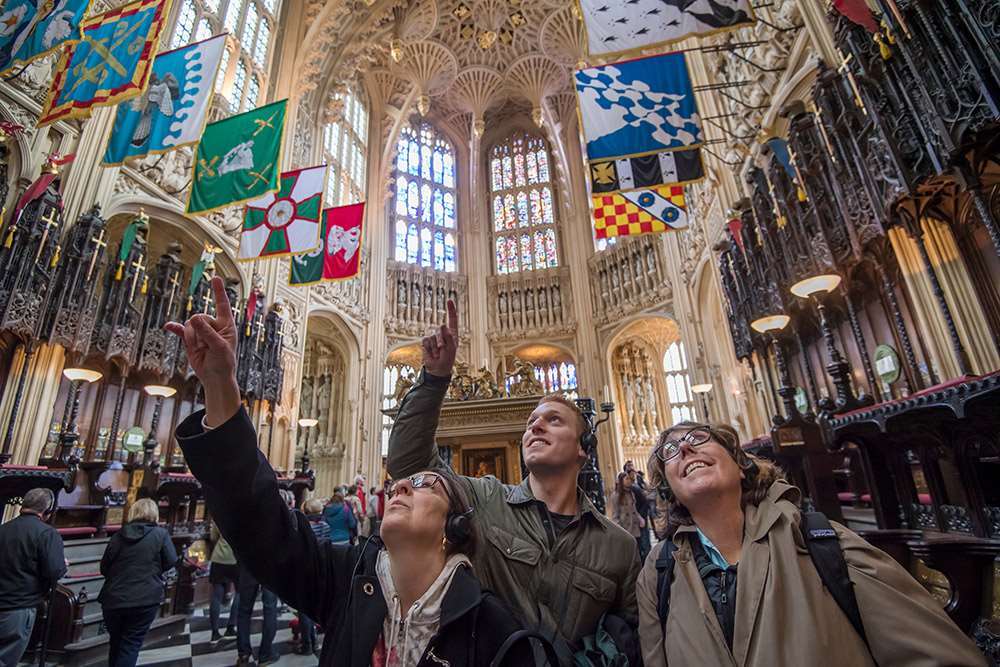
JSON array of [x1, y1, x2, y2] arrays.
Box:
[[575, 51, 703, 164]]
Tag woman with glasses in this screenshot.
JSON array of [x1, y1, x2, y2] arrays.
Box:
[[167, 278, 540, 666], [636, 421, 985, 667]]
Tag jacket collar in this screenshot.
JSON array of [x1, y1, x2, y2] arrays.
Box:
[[506, 477, 606, 528], [438, 563, 482, 630], [672, 480, 803, 547]]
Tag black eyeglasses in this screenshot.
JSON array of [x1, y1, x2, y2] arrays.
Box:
[[388, 472, 443, 498], [654, 427, 713, 462]]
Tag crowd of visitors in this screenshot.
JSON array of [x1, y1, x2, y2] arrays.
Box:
[[0, 276, 986, 666]]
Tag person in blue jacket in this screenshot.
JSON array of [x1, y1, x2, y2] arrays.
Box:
[[322, 491, 356, 545]]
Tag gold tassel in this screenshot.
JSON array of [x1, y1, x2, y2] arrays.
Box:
[[882, 21, 896, 44], [797, 185, 808, 202], [141, 275, 148, 295], [186, 296, 193, 313], [875, 33, 891, 60], [50, 245, 60, 267], [777, 215, 788, 230], [245, 322, 251, 336], [3, 225, 14, 248], [115, 260, 124, 280]]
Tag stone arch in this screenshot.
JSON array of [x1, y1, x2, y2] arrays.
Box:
[[300, 308, 362, 496]]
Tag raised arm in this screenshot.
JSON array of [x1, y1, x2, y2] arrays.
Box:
[[167, 277, 357, 623], [386, 300, 458, 479]]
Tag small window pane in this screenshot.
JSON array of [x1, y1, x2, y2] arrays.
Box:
[[245, 74, 259, 108], [172, 0, 196, 47], [520, 234, 532, 271], [395, 220, 407, 262], [215, 48, 230, 93], [420, 183, 432, 222], [444, 233, 456, 272], [241, 3, 258, 52], [395, 177, 408, 215], [407, 181, 419, 218], [433, 231, 444, 271], [420, 227, 432, 267], [253, 18, 269, 67], [514, 153, 526, 187], [420, 144, 432, 180], [493, 196, 504, 232], [502, 156, 512, 190], [225, 0, 241, 34], [516, 191, 529, 228], [491, 158, 502, 192], [406, 224, 419, 264], [433, 189, 444, 226], [506, 237, 518, 274], [544, 228, 557, 267], [537, 149, 549, 181], [443, 153, 455, 187], [444, 192, 455, 228], [529, 189, 542, 225], [503, 194, 516, 230], [526, 150, 538, 184], [432, 149, 444, 184], [231, 60, 247, 111], [533, 230, 546, 269], [195, 19, 212, 42], [541, 187, 554, 225]]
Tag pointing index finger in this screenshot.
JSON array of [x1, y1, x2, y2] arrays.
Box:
[[447, 299, 458, 333], [212, 276, 234, 326]]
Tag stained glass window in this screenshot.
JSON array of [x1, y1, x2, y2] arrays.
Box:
[[382, 363, 416, 455], [489, 133, 560, 273], [169, 0, 281, 114], [663, 342, 697, 422], [392, 123, 458, 272], [323, 88, 368, 207], [525, 361, 578, 397]]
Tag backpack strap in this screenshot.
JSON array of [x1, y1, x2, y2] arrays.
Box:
[[490, 629, 562, 667], [654, 540, 678, 636], [799, 511, 876, 663]]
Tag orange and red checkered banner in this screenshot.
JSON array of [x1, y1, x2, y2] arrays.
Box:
[[592, 185, 689, 240], [37, 0, 172, 127]]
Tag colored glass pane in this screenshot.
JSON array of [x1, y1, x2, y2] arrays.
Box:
[[444, 192, 455, 228], [495, 238, 507, 274], [406, 223, 419, 263], [506, 238, 518, 273], [420, 144, 432, 180], [520, 234, 532, 271], [395, 220, 407, 261], [433, 189, 444, 226], [224, 0, 240, 33], [503, 194, 515, 230], [537, 149, 549, 182], [444, 234, 456, 272], [514, 153, 526, 187], [544, 228, 557, 267], [526, 150, 538, 184], [420, 227, 431, 267], [433, 231, 444, 271], [502, 156, 512, 190], [529, 189, 542, 225], [408, 141, 420, 175], [491, 158, 502, 192], [516, 192, 529, 228], [406, 181, 419, 218], [541, 187, 553, 225], [231, 60, 247, 111], [443, 152, 455, 187], [246, 75, 259, 109], [533, 230, 546, 268], [253, 19, 269, 67], [420, 183, 431, 222], [493, 196, 504, 232]]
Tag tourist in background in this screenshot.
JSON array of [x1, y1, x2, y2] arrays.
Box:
[[625, 461, 653, 563], [636, 421, 986, 666], [322, 491, 355, 545], [207, 520, 239, 645], [0, 488, 66, 667], [610, 472, 645, 556], [345, 485, 365, 538], [366, 486, 381, 537], [297, 498, 329, 655], [99, 498, 178, 667]]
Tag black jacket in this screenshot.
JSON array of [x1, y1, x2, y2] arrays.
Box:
[[0, 514, 66, 610], [176, 407, 536, 667], [689, 535, 738, 651], [99, 522, 178, 610]]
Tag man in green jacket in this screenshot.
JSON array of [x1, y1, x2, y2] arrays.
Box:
[[387, 302, 639, 661]]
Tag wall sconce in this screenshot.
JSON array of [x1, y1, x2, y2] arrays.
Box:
[[57, 368, 103, 463], [142, 385, 177, 467]]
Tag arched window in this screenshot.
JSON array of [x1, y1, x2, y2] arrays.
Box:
[[381, 362, 415, 455], [323, 89, 368, 207], [393, 123, 457, 272], [169, 0, 280, 113], [490, 133, 559, 274], [663, 341, 695, 423]]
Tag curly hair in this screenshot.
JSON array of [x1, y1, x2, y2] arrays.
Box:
[[646, 421, 785, 536]]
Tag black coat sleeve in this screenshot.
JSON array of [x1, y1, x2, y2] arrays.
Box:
[[39, 527, 67, 585], [159, 529, 179, 572], [176, 407, 359, 625]]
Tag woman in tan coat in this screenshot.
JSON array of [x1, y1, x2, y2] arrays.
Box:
[[636, 421, 986, 667]]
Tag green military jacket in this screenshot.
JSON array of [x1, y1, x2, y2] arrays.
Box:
[[387, 370, 640, 655]]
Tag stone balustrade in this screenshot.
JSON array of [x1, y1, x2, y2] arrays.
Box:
[[486, 267, 575, 342], [385, 261, 468, 338], [588, 236, 671, 327]]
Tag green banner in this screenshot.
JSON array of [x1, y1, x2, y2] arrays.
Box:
[[289, 217, 326, 285], [186, 99, 287, 215]]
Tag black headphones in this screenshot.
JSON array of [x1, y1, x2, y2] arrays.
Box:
[[441, 478, 474, 547]]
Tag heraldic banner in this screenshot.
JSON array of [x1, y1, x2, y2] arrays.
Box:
[[290, 202, 365, 285], [592, 185, 689, 239], [238, 164, 325, 260], [577, 0, 754, 59], [37, 0, 172, 127], [103, 33, 226, 165], [575, 51, 704, 195], [187, 99, 287, 215], [0, 0, 91, 76]]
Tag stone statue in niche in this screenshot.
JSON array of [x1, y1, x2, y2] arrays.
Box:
[[316, 374, 331, 447], [301, 375, 314, 420], [393, 369, 415, 402]]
